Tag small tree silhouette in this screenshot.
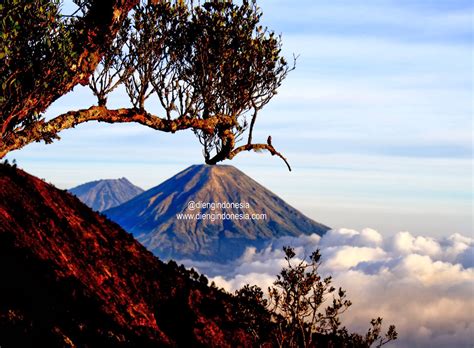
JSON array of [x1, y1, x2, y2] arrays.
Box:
[[236, 247, 397, 347]]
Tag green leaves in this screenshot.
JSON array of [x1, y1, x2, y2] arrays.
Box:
[[2, 0, 292, 165], [180, 0, 292, 161], [91, 0, 292, 164], [1, 0, 76, 133]]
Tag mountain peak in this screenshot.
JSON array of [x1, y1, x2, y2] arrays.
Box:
[[105, 165, 329, 262], [175, 164, 241, 177], [69, 177, 144, 212]]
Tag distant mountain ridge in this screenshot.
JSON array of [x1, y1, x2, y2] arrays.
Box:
[[69, 177, 144, 211], [105, 165, 330, 262]]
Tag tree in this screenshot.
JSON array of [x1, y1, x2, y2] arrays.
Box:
[[234, 284, 273, 344], [235, 247, 398, 347], [1, 0, 138, 154], [1, 0, 293, 169]]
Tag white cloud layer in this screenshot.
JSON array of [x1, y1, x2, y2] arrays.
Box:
[[187, 228, 474, 347]]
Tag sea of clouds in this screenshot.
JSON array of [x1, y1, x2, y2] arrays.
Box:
[[181, 228, 474, 347]]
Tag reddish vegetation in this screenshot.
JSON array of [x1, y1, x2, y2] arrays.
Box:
[[0, 164, 254, 347]]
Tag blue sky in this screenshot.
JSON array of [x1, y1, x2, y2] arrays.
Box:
[[6, 0, 473, 237]]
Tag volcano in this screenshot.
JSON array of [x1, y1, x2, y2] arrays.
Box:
[[104, 165, 329, 261], [69, 177, 144, 211]]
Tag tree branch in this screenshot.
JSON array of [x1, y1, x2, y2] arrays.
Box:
[[247, 102, 258, 145], [0, 106, 236, 158], [204, 129, 236, 166], [2, 0, 139, 135], [229, 142, 292, 171]]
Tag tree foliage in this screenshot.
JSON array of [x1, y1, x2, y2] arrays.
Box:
[[1, 0, 293, 169], [1, 0, 138, 151], [1, 0, 74, 133], [235, 247, 398, 347]]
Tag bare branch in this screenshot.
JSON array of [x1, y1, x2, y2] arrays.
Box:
[[229, 142, 292, 171]]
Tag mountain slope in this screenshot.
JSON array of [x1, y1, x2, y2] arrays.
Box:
[[0, 164, 255, 347], [105, 165, 329, 261], [69, 178, 144, 211]]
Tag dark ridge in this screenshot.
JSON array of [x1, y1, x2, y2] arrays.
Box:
[[0, 163, 256, 347]]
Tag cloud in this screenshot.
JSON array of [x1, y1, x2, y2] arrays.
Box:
[[320, 227, 383, 248], [186, 228, 474, 347], [389, 231, 442, 257]]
